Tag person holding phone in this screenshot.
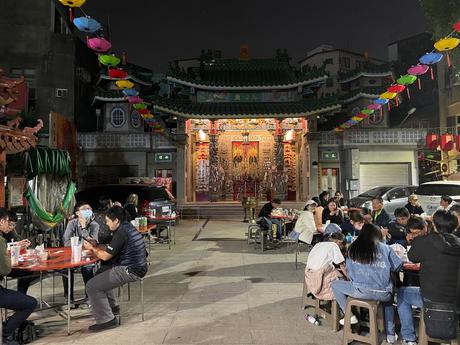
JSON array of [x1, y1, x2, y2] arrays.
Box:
[[62, 201, 99, 304]]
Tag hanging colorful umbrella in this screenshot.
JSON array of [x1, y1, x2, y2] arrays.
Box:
[[380, 92, 397, 100], [419, 52, 443, 80], [108, 68, 127, 79], [374, 98, 389, 105], [87, 37, 112, 53], [122, 88, 139, 97], [138, 108, 149, 115], [361, 108, 374, 116], [453, 20, 460, 32], [73, 16, 101, 33], [434, 37, 460, 67], [133, 103, 147, 110], [397, 74, 418, 98], [116, 80, 135, 89], [387, 84, 406, 93], [127, 96, 143, 103], [367, 104, 382, 110], [98, 54, 120, 67], [408, 64, 429, 89], [59, 0, 86, 6]]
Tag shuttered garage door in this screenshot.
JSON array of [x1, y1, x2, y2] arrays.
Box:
[[359, 163, 410, 193]]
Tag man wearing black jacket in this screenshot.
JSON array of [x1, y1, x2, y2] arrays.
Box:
[[371, 197, 391, 228], [387, 207, 410, 246], [397, 210, 460, 345]]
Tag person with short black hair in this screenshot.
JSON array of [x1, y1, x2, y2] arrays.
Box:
[[397, 210, 460, 345], [439, 195, 455, 210], [405, 216, 428, 244], [0, 208, 37, 345], [258, 199, 282, 239], [83, 206, 147, 332], [448, 204, 460, 237], [387, 207, 410, 246], [331, 224, 402, 343], [371, 197, 391, 228]]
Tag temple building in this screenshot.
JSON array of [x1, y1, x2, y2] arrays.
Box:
[[154, 49, 340, 203]]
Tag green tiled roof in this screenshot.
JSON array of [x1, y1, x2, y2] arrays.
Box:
[[340, 87, 386, 103], [153, 96, 340, 119], [338, 63, 392, 83], [168, 54, 328, 88]]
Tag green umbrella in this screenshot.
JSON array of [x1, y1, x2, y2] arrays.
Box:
[[397, 74, 417, 85], [133, 103, 147, 110], [98, 54, 120, 67], [361, 108, 374, 115]]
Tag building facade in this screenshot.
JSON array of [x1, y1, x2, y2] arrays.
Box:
[[154, 49, 341, 204]]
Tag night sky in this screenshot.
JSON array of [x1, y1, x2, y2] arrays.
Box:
[[84, 0, 430, 72]]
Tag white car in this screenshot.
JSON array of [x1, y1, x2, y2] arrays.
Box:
[[414, 181, 460, 215]]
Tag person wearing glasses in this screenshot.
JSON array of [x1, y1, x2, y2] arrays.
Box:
[[62, 201, 99, 304]]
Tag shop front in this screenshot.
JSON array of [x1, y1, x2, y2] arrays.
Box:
[[189, 118, 306, 202]]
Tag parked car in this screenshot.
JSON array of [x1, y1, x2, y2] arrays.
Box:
[[349, 185, 418, 217], [76, 184, 176, 220], [414, 180, 460, 215]]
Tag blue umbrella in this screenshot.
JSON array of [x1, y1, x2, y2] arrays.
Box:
[[419, 52, 443, 65], [73, 16, 101, 33], [374, 98, 389, 105], [122, 88, 139, 97]]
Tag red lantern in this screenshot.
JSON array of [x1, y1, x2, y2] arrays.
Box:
[[426, 133, 439, 150], [441, 133, 454, 151]]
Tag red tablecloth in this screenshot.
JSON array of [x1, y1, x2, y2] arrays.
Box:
[[12, 247, 98, 272]]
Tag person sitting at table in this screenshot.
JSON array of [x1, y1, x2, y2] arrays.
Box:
[[318, 191, 330, 208], [331, 223, 402, 344], [94, 196, 113, 245], [404, 195, 424, 215], [322, 199, 344, 226], [62, 201, 99, 302], [3, 211, 37, 295], [289, 200, 317, 244], [312, 197, 324, 233], [438, 194, 456, 211], [305, 233, 347, 300], [340, 210, 364, 237], [0, 208, 37, 345], [124, 193, 139, 222], [447, 203, 460, 238], [334, 191, 346, 207], [397, 210, 460, 345], [387, 207, 410, 247], [258, 199, 282, 240], [371, 197, 391, 228], [405, 215, 428, 245], [83, 206, 148, 332]]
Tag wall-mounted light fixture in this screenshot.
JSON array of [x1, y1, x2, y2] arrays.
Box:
[[242, 131, 249, 144], [198, 129, 207, 142]]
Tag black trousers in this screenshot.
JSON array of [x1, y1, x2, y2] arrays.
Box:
[[0, 286, 37, 337], [62, 265, 95, 300], [8, 271, 39, 295]]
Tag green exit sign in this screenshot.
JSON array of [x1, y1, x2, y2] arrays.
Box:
[[322, 151, 339, 160], [155, 153, 172, 162]]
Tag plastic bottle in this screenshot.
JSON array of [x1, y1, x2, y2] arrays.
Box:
[[304, 314, 320, 326], [346, 233, 353, 244]]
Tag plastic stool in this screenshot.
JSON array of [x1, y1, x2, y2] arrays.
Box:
[[247, 224, 260, 244], [315, 299, 340, 332], [118, 278, 145, 324], [342, 298, 384, 345]]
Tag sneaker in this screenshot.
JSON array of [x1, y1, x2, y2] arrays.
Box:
[[339, 314, 359, 325], [79, 302, 91, 310], [88, 317, 119, 332], [111, 305, 120, 315], [402, 341, 417, 345], [386, 334, 398, 344]]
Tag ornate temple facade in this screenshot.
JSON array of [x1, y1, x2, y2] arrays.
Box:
[[154, 49, 341, 203]]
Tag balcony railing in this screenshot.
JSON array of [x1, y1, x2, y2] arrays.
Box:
[[78, 132, 175, 150], [311, 128, 429, 147]]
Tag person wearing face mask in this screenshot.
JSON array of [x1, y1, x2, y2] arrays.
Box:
[[62, 201, 99, 304]]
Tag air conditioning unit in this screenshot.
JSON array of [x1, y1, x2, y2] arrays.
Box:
[[55, 88, 68, 98]]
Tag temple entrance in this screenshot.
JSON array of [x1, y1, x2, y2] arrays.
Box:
[[189, 118, 305, 202]]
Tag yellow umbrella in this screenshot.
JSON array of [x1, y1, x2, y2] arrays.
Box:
[[58, 0, 86, 7], [116, 80, 135, 89], [380, 92, 397, 100], [434, 37, 460, 67]]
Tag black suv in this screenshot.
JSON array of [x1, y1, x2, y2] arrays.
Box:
[[76, 184, 176, 220]]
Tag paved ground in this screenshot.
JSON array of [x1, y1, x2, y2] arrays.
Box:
[[21, 219, 342, 345]]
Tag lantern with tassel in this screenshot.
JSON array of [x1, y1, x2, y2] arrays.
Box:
[[419, 52, 443, 80], [408, 64, 429, 89], [434, 37, 459, 67]]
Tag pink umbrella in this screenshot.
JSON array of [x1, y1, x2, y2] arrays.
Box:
[[367, 104, 381, 110], [87, 37, 112, 53], [127, 96, 144, 103], [407, 64, 429, 89]]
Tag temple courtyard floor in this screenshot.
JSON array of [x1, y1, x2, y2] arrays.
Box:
[[23, 219, 343, 345]]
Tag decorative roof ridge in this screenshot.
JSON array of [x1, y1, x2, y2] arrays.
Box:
[[340, 86, 386, 103], [98, 74, 152, 86], [338, 63, 392, 83]]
